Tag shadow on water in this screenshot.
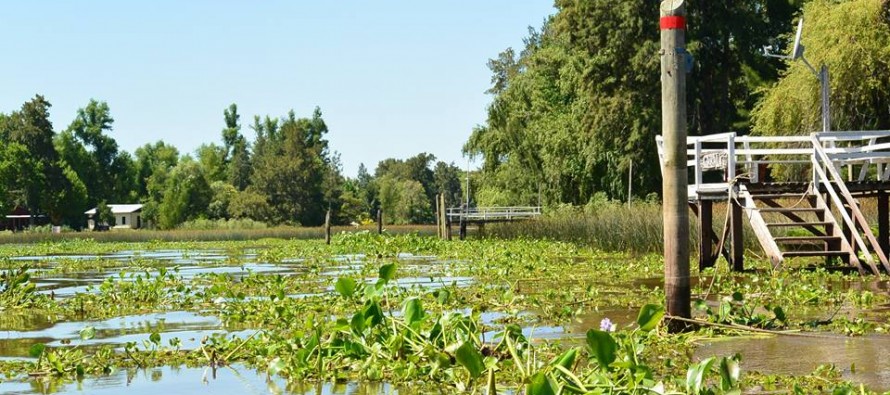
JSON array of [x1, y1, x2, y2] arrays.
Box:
[[0, 364, 412, 394], [695, 334, 890, 391]]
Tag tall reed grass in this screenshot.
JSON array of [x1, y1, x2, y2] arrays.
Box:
[[482, 200, 766, 255]]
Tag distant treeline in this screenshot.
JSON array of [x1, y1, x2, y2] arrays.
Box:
[[0, 98, 464, 229]]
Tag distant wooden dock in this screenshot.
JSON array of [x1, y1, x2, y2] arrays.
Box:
[[438, 206, 542, 240]]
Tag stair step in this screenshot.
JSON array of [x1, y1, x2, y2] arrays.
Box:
[[751, 194, 811, 200], [758, 207, 823, 213], [766, 221, 832, 228], [782, 250, 849, 258], [774, 236, 841, 243]]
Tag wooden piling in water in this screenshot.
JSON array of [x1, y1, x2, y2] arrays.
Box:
[[660, 0, 691, 330], [376, 209, 383, 235], [324, 209, 331, 245], [435, 194, 442, 239], [439, 194, 448, 240]]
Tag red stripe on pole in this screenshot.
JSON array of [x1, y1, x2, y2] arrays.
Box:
[[660, 16, 686, 30]]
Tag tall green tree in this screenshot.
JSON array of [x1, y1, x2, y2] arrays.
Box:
[[433, 161, 464, 209], [754, 0, 890, 136], [374, 153, 437, 222], [466, 0, 806, 203], [377, 175, 430, 225], [195, 143, 227, 183], [57, 100, 137, 210], [134, 141, 180, 199], [1, 95, 82, 225], [222, 104, 253, 190], [250, 108, 338, 225], [157, 159, 212, 229]]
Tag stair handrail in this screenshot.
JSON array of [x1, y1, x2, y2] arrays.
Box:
[[811, 134, 888, 271]]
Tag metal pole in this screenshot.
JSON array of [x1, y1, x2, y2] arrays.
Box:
[[821, 65, 830, 132], [466, 158, 471, 208], [660, 0, 691, 330]]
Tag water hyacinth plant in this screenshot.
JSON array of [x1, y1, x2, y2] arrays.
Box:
[[0, 234, 885, 393]]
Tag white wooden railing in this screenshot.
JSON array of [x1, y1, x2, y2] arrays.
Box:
[[446, 206, 542, 222], [655, 131, 890, 199]]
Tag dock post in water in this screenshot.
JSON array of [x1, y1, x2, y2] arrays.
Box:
[[458, 205, 467, 241], [660, 0, 691, 330], [435, 194, 442, 239], [439, 194, 448, 240], [324, 209, 332, 245], [376, 209, 383, 235]]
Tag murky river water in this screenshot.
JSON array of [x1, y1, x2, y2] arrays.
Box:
[[1, 365, 410, 395]]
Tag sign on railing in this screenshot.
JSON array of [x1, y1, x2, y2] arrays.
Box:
[[700, 152, 728, 170]]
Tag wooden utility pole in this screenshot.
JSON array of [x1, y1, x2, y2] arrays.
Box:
[[660, 0, 691, 329]]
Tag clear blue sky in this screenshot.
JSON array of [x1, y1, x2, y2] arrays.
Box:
[[1, 1, 555, 177]]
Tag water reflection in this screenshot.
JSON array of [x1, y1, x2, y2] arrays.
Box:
[[695, 334, 890, 391], [0, 365, 413, 395]]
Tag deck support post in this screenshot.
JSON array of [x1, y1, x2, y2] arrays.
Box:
[[459, 219, 467, 241], [879, 192, 889, 261], [730, 196, 744, 271], [697, 199, 713, 271]]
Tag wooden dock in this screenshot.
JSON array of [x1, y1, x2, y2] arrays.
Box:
[[439, 206, 542, 240], [656, 131, 890, 274]]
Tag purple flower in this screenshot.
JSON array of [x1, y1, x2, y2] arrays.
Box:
[[600, 318, 616, 332]]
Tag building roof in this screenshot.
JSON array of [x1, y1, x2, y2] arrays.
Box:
[[84, 204, 143, 215]]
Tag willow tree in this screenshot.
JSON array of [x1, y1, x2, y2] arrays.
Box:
[[753, 0, 890, 136]]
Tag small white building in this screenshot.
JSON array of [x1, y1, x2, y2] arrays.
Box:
[[85, 204, 144, 230]]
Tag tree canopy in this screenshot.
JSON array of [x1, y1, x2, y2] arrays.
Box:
[[465, 0, 805, 204]]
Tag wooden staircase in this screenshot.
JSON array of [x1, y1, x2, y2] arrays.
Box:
[[738, 186, 866, 272]]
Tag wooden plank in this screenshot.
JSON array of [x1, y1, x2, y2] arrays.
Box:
[[766, 221, 832, 227], [774, 235, 840, 242], [739, 186, 783, 269], [783, 251, 849, 257], [757, 207, 822, 213]]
